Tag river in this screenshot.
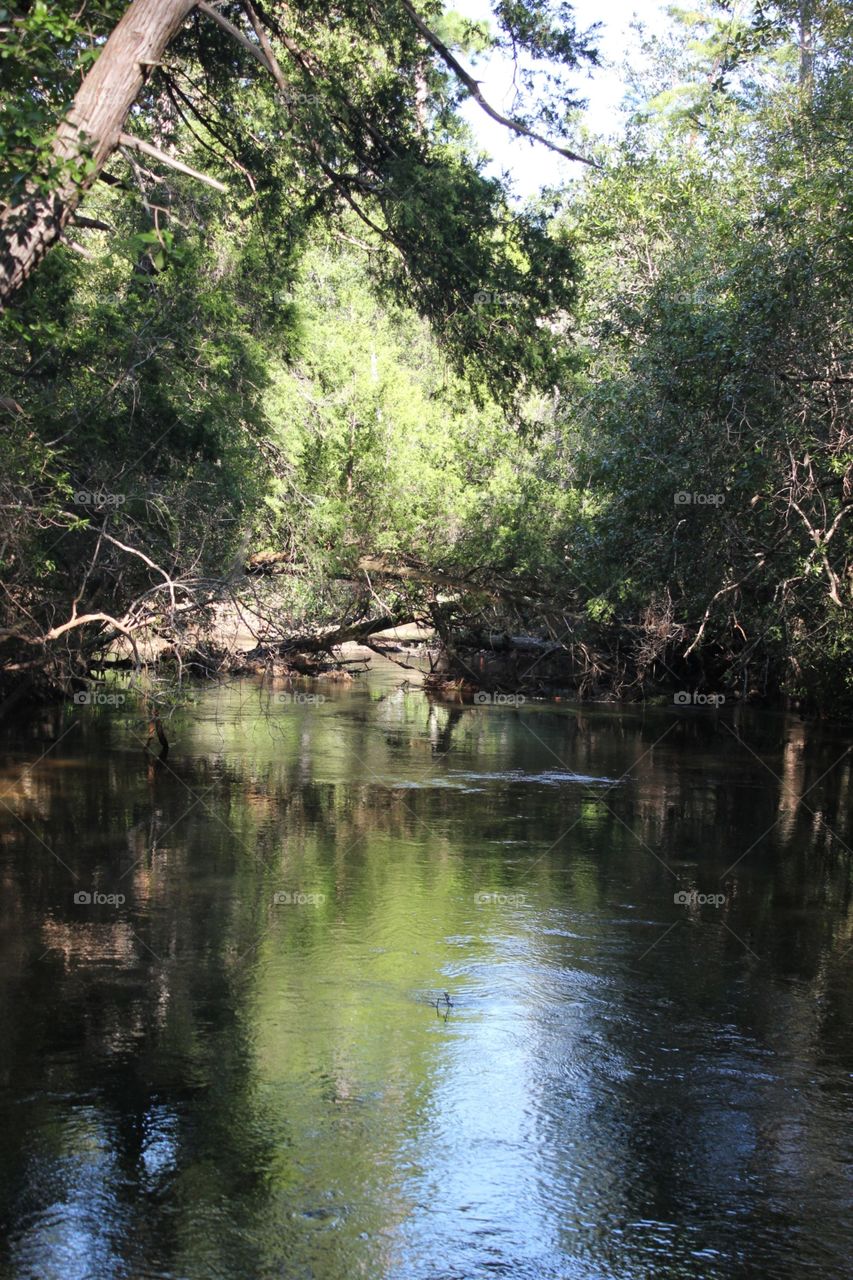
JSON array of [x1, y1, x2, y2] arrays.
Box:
[[0, 663, 851, 1279]]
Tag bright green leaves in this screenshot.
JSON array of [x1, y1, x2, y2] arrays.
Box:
[[544, 0, 853, 707], [0, 1, 124, 199]]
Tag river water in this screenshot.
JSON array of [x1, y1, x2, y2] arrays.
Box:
[[0, 664, 851, 1280]]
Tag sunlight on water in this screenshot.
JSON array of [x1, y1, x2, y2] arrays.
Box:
[[0, 668, 852, 1279]]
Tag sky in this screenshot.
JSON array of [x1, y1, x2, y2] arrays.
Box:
[[453, 0, 671, 196]]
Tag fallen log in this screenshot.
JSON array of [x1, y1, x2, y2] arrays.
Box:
[[278, 612, 419, 652], [364, 641, 424, 671]]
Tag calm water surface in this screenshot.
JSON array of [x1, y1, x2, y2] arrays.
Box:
[[0, 665, 852, 1280]]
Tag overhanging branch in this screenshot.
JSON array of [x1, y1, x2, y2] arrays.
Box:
[[397, 0, 596, 166], [118, 132, 228, 191]]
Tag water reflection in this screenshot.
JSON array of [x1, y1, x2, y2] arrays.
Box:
[[0, 673, 851, 1279]]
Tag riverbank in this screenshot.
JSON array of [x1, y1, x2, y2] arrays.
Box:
[[0, 593, 825, 722]]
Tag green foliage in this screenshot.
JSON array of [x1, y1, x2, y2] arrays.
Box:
[[1, 0, 597, 406], [0, 2, 127, 197], [260, 234, 512, 569], [2, 0, 853, 715], [546, 0, 853, 707], [0, 164, 287, 661]]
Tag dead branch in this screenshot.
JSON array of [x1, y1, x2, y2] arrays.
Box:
[[118, 132, 228, 192]]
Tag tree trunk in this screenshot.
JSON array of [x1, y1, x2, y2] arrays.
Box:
[[799, 0, 814, 96], [0, 0, 196, 306], [280, 613, 418, 652]]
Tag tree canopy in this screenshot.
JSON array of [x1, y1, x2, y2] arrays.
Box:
[[1, 0, 853, 716]]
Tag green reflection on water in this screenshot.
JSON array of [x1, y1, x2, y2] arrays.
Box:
[[0, 672, 851, 1280]]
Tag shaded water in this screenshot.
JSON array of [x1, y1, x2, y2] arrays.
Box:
[[1, 666, 852, 1279]]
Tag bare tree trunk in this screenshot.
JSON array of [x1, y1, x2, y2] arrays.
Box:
[[799, 0, 814, 96], [0, 0, 196, 306]]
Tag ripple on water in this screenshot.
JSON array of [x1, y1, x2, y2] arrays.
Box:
[[388, 769, 619, 790]]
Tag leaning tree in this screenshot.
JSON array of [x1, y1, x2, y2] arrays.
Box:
[[0, 0, 596, 305]]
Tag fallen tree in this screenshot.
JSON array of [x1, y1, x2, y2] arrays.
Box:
[[277, 612, 418, 651]]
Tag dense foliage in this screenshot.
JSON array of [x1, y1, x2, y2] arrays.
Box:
[[1, 0, 852, 713], [551, 0, 853, 706]]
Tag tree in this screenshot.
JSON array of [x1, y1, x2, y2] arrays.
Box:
[[0, 0, 196, 299], [544, 0, 853, 707], [0, 0, 595, 307], [1, 0, 596, 701]]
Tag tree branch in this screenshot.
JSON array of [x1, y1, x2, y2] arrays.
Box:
[[242, 0, 288, 92], [197, 0, 277, 76], [118, 132, 228, 191], [397, 0, 596, 166]]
